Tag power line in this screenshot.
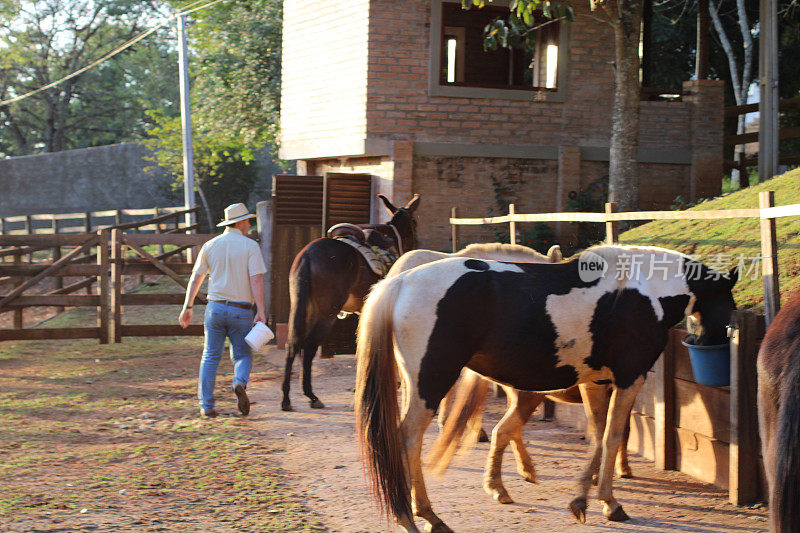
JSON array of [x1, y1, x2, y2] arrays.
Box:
[[0, 0, 230, 107]]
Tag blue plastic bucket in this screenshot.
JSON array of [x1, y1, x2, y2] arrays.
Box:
[[681, 337, 731, 387]]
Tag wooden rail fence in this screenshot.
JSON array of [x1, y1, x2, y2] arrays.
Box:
[[0, 207, 206, 343], [723, 97, 800, 172]]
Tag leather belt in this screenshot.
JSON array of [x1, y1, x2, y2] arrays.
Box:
[[213, 300, 253, 310]]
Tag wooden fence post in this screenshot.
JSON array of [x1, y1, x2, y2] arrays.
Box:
[[257, 200, 274, 326], [12, 251, 23, 329], [653, 332, 676, 470], [84, 211, 92, 234], [98, 230, 110, 344], [759, 191, 780, 325], [153, 207, 165, 257], [729, 310, 762, 505], [605, 202, 619, 245], [508, 203, 516, 245], [110, 229, 122, 343], [25, 214, 32, 262], [451, 207, 458, 253], [51, 216, 63, 309]]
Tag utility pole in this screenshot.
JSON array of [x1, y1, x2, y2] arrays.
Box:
[[178, 14, 197, 236], [759, 0, 779, 182]]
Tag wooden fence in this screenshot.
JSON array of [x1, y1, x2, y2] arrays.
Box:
[[723, 97, 800, 173], [0, 207, 208, 343], [449, 192, 796, 504]]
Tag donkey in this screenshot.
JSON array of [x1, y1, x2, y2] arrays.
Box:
[[355, 245, 737, 532], [387, 243, 633, 505], [758, 289, 800, 533], [282, 194, 419, 412]]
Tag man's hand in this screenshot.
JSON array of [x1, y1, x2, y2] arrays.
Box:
[[179, 307, 193, 329], [254, 309, 266, 325]]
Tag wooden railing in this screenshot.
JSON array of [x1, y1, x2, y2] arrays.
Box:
[[450, 191, 798, 324], [0, 207, 202, 342], [723, 97, 800, 172]]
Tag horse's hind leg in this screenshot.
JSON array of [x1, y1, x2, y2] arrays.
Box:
[[615, 409, 633, 478], [281, 345, 298, 411], [484, 387, 543, 504], [402, 394, 451, 533], [570, 382, 611, 522], [301, 315, 336, 409], [595, 377, 645, 522]]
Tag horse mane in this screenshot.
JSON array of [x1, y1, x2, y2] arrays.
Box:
[[458, 243, 549, 262]]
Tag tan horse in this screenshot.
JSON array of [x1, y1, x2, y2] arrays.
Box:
[[386, 243, 631, 505]]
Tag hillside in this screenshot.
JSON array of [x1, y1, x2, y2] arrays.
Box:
[[618, 168, 800, 310]]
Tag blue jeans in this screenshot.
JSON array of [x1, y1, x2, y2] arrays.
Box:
[[198, 301, 254, 411]]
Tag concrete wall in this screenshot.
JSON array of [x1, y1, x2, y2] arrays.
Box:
[[0, 143, 175, 218]]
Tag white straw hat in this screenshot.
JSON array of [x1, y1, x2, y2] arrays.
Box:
[[217, 203, 257, 227]]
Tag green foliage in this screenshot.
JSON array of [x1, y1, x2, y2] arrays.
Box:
[[480, 0, 573, 52], [144, 0, 284, 228], [0, 0, 178, 156], [565, 176, 608, 250]]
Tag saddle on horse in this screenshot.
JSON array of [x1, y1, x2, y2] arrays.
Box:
[[327, 223, 401, 277]]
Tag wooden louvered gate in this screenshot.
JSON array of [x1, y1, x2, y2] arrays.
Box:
[[270, 174, 372, 338]]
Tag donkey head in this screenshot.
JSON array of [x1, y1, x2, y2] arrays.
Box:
[[379, 194, 420, 251]]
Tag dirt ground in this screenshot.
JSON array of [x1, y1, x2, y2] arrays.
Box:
[[257, 347, 769, 533], [0, 298, 769, 532]]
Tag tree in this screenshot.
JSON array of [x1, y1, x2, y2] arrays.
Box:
[[143, 0, 283, 227], [0, 0, 178, 157], [707, 0, 758, 188], [482, 0, 644, 212]]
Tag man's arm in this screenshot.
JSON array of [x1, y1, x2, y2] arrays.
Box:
[[249, 273, 267, 324], [179, 271, 207, 328]]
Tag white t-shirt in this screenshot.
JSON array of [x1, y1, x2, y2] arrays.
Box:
[[192, 227, 267, 304]]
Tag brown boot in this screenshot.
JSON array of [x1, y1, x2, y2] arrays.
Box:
[[200, 408, 218, 418], [234, 384, 250, 416]]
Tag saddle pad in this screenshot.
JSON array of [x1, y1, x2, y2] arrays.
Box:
[[334, 236, 397, 277]]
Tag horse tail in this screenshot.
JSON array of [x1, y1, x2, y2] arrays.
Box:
[[426, 368, 490, 476], [287, 253, 312, 352], [772, 358, 800, 533], [354, 275, 412, 524]]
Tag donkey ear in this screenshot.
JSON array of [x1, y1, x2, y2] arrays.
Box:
[[728, 266, 739, 287], [377, 194, 397, 214], [404, 193, 420, 213], [547, 244, 562, 263]]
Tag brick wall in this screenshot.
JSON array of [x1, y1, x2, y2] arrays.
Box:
[[280, 0, 370, 156]]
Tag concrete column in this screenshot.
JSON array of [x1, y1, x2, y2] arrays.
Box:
[[683, 80, 725, 201], [296, 160, 310, 175], [256, 199, 274, 321], [556, 145, 581, 249]]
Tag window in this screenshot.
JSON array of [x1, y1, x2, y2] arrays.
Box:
[[435, 2, 563, 95]]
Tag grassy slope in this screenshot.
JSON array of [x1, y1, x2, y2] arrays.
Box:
[[619, 168, 800, 310]]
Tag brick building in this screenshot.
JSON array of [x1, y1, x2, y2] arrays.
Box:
[[280, 0, 724, 251]]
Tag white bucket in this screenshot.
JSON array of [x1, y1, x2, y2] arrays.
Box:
[[245, 321, 274, 352]]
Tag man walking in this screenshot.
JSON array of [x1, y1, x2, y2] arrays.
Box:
[[179, 203, 267, 417]]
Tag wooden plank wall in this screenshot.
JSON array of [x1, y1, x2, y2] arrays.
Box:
[[270, 175, 323, 324]]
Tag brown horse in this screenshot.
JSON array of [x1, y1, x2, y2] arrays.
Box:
[[282, 193, 420, 412], [758, 290, 800, 533]]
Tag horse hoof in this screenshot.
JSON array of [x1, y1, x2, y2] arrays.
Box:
[[425, 522, 453, 533], [310, 399, 325, 409], [494, 490, 514, 504], [569, 497, 587, 524], [281, 402, 293, 412], [520, 470, 537, 483], [478, 428, 489, 442], [617, 465, 633, 478], [591, 474, 598, 486], [604, 504, 630, 522]]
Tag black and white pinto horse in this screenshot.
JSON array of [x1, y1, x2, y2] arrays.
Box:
[[355, 245, 737, 532]]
